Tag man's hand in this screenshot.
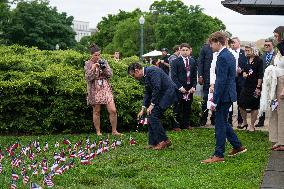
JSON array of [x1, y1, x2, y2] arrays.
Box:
[[198, 77, 204, 85], [189, 87, 196, 94], [209, 84, 214, 93], [237, 66, 242, 74], [137, 109, 144, 119], [255, 88, 261, 96], [243, 72, 248, 78], [147, 104, 154, 115], [179, 87, 187, 94]]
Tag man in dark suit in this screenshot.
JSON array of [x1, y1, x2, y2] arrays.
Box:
[[128, 62, 178, 150], [202, 32, 247, 164], [171, 43, 197, 130], [198, 43, 215, 126], [230, 37, 247, 128], [256, 39, 276, 127], [160, 48, 170, 75]]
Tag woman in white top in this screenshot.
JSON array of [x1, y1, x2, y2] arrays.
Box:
[[266, 26, 284, 151]]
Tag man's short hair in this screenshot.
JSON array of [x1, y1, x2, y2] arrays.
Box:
[[231, 37, 240, 43], [128, 62, 143, 74], [265, 38, 274, 44], [90, 43, 100, 54], [180, 43, 191, 49], [209, 32, 227, 46], [172, 45, 180, 52]]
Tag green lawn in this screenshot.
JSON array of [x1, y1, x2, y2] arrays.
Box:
[[0, 128, 270, 189]]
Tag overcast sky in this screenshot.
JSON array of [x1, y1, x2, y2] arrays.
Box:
[[49, 0, 283, 41]]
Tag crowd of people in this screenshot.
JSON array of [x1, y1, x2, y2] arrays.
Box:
[[84, 26, 284, 163]]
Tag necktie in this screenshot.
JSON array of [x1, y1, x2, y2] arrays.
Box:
[[185, 58, 190, 84], [265, 53, 271, 66]]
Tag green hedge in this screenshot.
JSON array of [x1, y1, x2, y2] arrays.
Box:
[[0, 45, 202, 134]]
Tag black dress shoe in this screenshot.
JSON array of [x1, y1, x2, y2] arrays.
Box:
[[255, 123, 264, 127], [237, 124, 248, 130]]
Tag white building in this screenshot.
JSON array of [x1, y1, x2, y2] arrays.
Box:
[[72, 20, 92, 42]]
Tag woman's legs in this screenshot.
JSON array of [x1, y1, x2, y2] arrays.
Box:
[[106, 101, 120, 135], [249, 110, 258, 131], [239, 107, 248, 128], [93, 105, 102, 135]]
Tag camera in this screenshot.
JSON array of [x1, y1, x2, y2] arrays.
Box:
[[98, 59, 106, 70]]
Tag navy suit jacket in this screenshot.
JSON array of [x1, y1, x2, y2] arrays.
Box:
[[198, 44, 213, 84], [143, 66, 178, 109], [213, 48, 237, 105], [171, 56, 197, 90]]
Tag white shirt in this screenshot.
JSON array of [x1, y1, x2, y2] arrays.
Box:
[[229, 48, 240, 74], [210, 52, 218, 85]]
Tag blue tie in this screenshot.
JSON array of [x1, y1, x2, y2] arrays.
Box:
[[266, 53, 271, 66]]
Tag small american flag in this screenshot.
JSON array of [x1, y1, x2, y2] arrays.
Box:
[[32, 168, 38, 175], [63, 138, 71, 145], [0, 163, 2, 174], [30, 182, 43, 189], [77, 147, 84, 158], [44, 174, 54, 188], [50, 161, 59, 172], [29, 151, 35, 160], [0, 151, 4, 161], [60, 149, 66, 162], [12, 170, 19, 181], [129, 137, 136, 145], [111, 141, 116, 149], [21, 166, 26, 176], [90, 140, 96, 149], [30, 161, 37, 169], [75, 140, 82, 148], [53, 152, 60, 160], [80, 156, 91, 165], [10, 180, 17, 189], [69, 151, 76, 158], [22, 174, 29, 185], [96, 141, 103, 155], [43, 141, 48, 152], [54, 141, 59, 148]]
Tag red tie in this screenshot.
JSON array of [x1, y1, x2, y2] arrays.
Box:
[[185, 58, 190, 84]]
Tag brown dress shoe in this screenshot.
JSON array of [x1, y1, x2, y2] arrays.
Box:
[[273, 145, 284, 151], [153, 141, 168, 150], [201, 156, 225, 164], [173, 128, 181, 131], [228, 146, 247, 157]]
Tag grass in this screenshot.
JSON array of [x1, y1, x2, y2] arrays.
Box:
[[0, 128, 270, 189]]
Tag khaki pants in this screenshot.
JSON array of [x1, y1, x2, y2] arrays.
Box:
[[269, 75, 284, 145]]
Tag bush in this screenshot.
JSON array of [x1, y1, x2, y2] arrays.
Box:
[[0, 45, 202, 134]]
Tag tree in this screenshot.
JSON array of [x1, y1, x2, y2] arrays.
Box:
[[73, 34, 96, 53], [93, 9, 142, 51], [93, 0, 226, 57], [3, 0, 76, 50], [0, 0, 10, 44], [152, 0, 225, 57]]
